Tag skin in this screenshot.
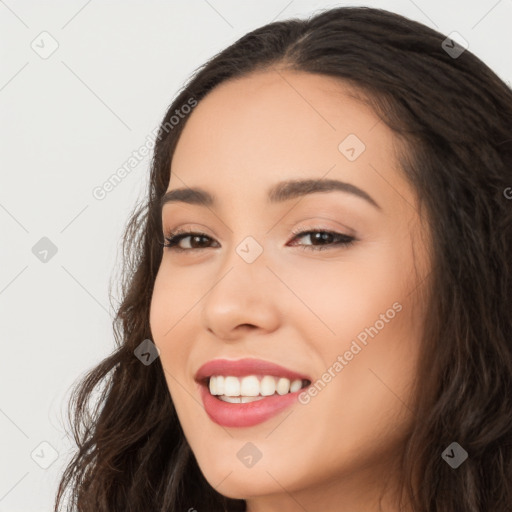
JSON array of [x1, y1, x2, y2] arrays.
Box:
[[149, 69, 431, 512]]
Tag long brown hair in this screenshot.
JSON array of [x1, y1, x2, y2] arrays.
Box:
[[54, 6, 512, 511]]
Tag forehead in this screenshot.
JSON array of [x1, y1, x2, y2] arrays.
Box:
[[168, 69, 411, 215]]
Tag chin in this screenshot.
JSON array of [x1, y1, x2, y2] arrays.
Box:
[[196, 453, 301, 500], [205, 474, 280, 501]]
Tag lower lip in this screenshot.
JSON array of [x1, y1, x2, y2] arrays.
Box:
[[198, 382, 305, 427]]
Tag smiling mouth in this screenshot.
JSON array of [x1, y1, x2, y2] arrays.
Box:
[[203, 375, 312, 403]]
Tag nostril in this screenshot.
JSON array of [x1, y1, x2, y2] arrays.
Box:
[[238, 324, 257, 332]]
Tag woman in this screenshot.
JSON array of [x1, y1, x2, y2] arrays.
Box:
[[55, 6, 512, 512]]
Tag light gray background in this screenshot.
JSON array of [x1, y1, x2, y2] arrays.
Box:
[[1, 1, 511, 510]]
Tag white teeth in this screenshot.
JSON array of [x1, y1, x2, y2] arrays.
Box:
[[209, 377, 217, 395], [223, 376, 240, 397], [215, 375, 224, 395], [218, 395, 267, 403], [289, 379, 302, 393], [276, 377, 290, 395], [240, 375, 260, 397], [208, 375, 306, 398], [260, 375, 276, 396]]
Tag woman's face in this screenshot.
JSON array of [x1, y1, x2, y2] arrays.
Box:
[[150, 70, 431, 511]]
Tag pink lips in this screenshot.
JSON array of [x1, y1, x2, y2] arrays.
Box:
[[194, 358, 312, 428]]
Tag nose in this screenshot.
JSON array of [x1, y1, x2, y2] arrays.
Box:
[[201, 242, 282, 341]]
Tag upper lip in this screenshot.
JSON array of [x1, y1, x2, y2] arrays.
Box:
[[194, 358, 312, 384]]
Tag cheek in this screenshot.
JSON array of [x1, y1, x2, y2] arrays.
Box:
[[283, 240, 422, 429], [149, 275, 201, 429], [149, 268, 193, 380], [269, 241, 412, 343], [149, 263, 199, 340], [283, 296, 420, 489]]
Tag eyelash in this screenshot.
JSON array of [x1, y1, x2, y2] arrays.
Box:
[[160, 227, 355, 253]]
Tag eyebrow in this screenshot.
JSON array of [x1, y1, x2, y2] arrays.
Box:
[[160, 178, 381, 211]]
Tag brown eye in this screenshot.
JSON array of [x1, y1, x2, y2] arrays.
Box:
[[162, 231, 218, 252], [288, 230, 355, 251]]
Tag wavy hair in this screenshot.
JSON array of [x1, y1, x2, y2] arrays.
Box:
[[54, 6, 512, 511]]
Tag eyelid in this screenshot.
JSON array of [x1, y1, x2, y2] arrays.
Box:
[[289, 216, 356, 238], [163, 223, 217, 238], [290, 220, 354, 237]]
